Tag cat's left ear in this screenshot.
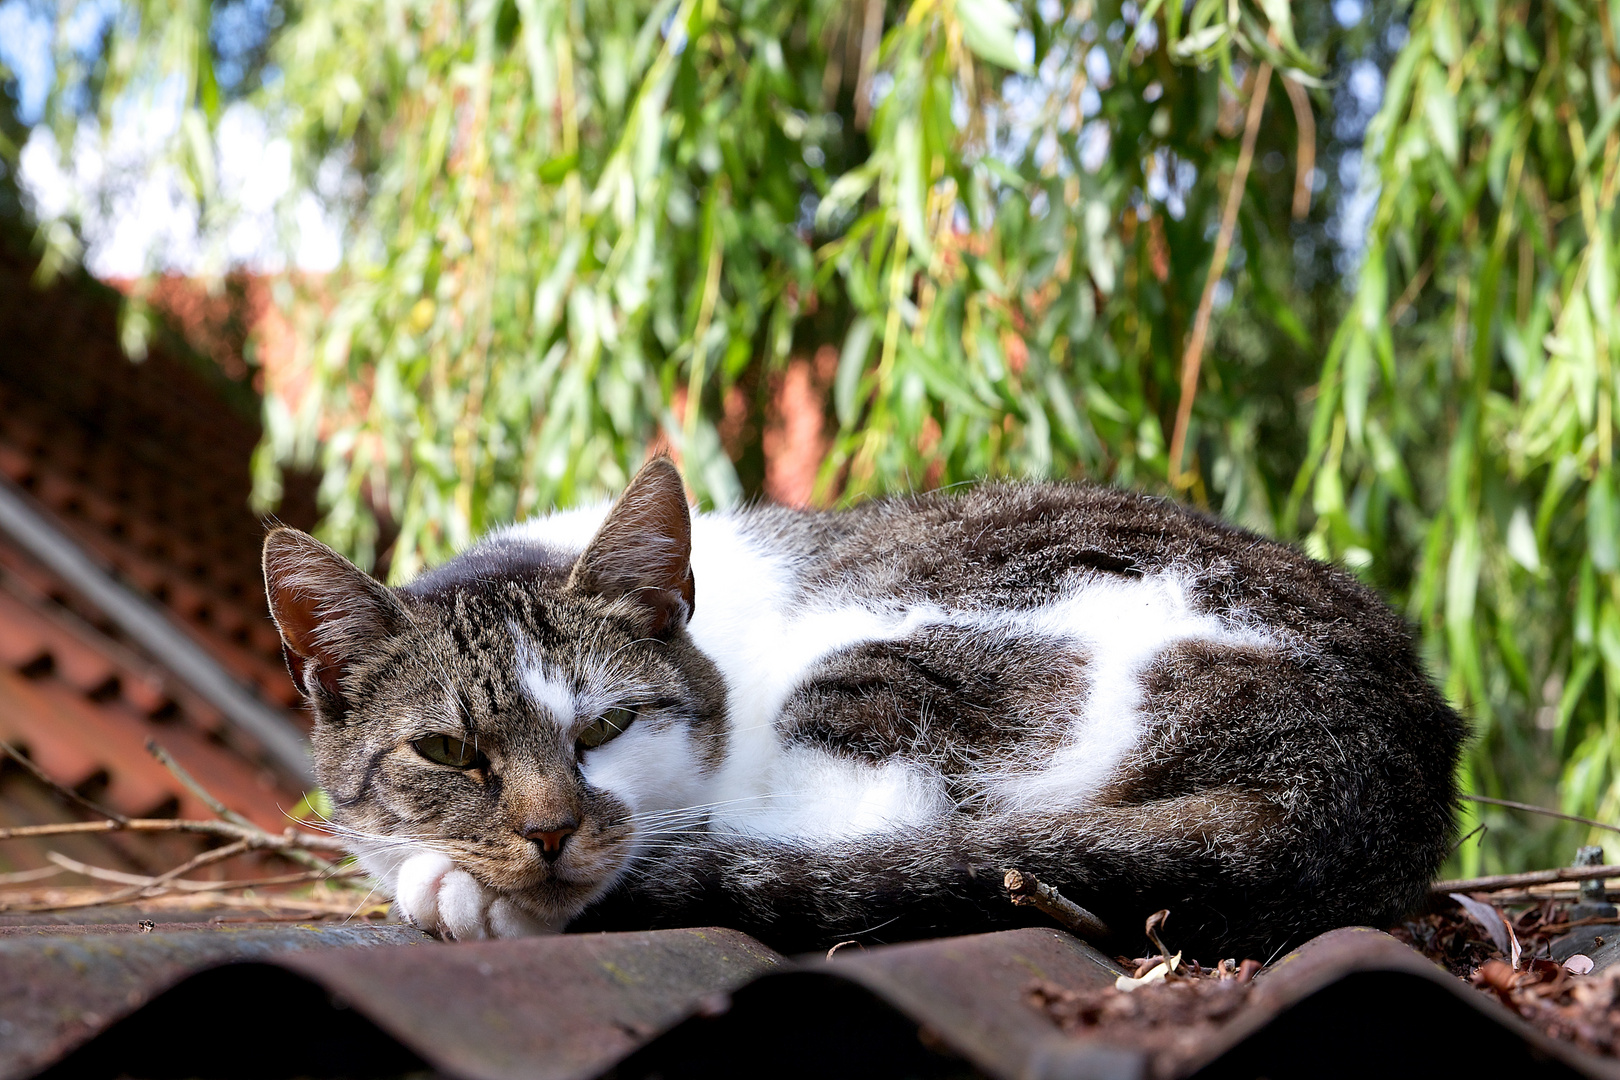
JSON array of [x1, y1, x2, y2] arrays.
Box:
[[262, 527, 412, 718], [568, 456, 695, 635]]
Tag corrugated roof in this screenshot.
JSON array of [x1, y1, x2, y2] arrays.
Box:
[[4, 922, 1617, 1080]]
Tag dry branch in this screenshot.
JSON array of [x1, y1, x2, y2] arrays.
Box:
[[1433, 864, 1620, 895], [1004, 868, 1111, 941], [45, 851, 365, 893], [1167, 59, 1274, 488], [1281, 74, 1315, 221], [0, 740, 361, 914], [0, 817, 347, 851], [146, 738, 252, 827], [1, 738, 128, 823], [0, 840, 253, 912]]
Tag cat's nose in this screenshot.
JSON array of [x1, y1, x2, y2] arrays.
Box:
[[522, 816, 578, 862]]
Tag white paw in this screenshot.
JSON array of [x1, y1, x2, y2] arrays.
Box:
[[390, 851, 553, 940]]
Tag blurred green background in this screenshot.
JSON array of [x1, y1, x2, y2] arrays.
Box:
[[0, 0, 1615, 877]]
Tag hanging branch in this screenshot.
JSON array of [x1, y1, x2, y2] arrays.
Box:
[[1281, 74, 1315, 221], [1167, 60, 1274, 488], [1459, 793, 1620, 837]]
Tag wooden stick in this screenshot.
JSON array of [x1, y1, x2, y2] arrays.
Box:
[[1004, 868, 1111, 941], [1433, 864, 1620, 895], [1167, 60, 1274, 488]]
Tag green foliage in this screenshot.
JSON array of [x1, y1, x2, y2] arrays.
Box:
[[14, 0, 1620, 872], [1300, 0, 1620, 875], [76, 0, 1351, 582]]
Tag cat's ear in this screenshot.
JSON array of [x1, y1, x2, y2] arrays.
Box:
[[568, 456, 695, 635], [262, 527, 410, 717]]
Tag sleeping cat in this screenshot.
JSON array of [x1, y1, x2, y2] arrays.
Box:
[[262, 457, 1462, 957]]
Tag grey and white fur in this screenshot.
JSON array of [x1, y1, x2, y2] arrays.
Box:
[[262, 458, 1463, 957]]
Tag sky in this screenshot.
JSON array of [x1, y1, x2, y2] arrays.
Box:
[[0, 0, 341, 278], [0, 0, 1387, 283]]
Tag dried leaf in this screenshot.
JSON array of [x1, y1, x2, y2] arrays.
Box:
[[1450, 892, 1513, 956], [1115, 952, 1181, 992]]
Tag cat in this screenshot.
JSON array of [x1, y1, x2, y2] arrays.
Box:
[[261, 457, 1463, 957]]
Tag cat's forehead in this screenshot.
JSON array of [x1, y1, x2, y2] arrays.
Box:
[[408, 575, 590, 646], [406, 585, 655, 718]]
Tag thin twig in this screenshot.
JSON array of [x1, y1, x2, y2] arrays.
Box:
[[44, 851, 363, 893], [1449, 820, 1489, 856], [1004, 868, 1111, 941], [147, 738, 332, 871], [1386, 256, 1435, 326], [1168, 60, 1274, 487], [1433, 864, 1620, 895], [1281, 74, 1315, 220], [1469, 886, 1586, 905], [1538, 916, 1620, 935], [146, 738, 251, 827], [1459, 794, 1620, 836], [0, 738, 128, 824], [0, 816, 348, 851], [0, 840, 254, 912], [0, 865, 63, 885]]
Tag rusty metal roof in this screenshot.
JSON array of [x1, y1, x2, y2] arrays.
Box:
[[4, 919, 1617, 1080]]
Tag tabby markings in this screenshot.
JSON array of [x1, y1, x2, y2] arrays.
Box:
[[504, 508, 1276, 840]]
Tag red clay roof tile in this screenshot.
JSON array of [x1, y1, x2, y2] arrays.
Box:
[[0, 232, 314, 880]]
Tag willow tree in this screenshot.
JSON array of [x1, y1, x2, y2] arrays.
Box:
[[1300, 0, 1620, 874], [14, 0, 1619, 873]]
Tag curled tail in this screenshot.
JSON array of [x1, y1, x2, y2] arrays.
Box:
[[568, 786, 1433, 958]]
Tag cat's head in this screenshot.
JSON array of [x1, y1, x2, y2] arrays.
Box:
[[261, 458, 726, 928]]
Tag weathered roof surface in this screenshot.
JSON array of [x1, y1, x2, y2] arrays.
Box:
[[5, 920, 1617, 1080]]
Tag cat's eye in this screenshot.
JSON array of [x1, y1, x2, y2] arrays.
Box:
[[412, 734, 483, 769], [577, 707, 637, 752]]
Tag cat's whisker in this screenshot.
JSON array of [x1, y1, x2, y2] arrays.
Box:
[[626, 791, 819, 828], [341, 877, 386, 924]]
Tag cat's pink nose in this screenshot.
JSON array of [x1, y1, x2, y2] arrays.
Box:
[[523, 818, 577, 862]]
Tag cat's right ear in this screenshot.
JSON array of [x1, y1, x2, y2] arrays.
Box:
[[262, 527, 410, 718], [568, 456, 695, 635]]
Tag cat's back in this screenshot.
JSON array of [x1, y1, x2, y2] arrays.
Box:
[[735, 483, 1394, 642]]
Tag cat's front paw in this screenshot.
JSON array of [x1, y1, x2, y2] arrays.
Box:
[[391, 851, 554, 940]]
